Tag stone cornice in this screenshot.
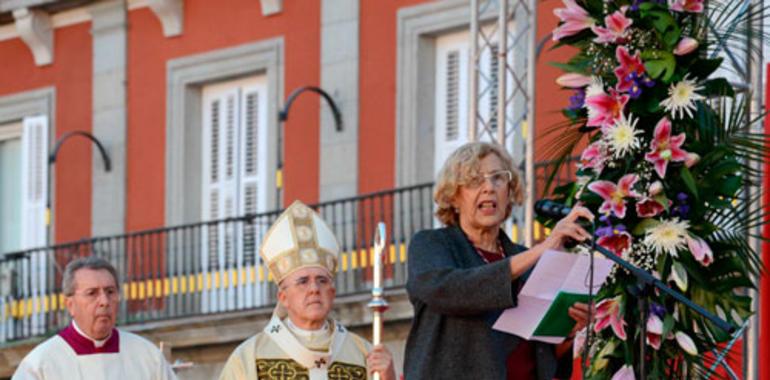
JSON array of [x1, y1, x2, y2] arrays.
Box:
[[147, 0, 181, 37], [259, 0, 282, 16], [12, 7, 52, 66]]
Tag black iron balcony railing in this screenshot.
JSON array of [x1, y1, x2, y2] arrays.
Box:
[[0, 183, 436, 344], [0, 157, 577, 344]]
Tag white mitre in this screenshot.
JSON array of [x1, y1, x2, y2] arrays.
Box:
[[260, 200, 340, 284]]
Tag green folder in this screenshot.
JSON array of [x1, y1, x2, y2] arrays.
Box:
[[532, 292, 591, 337]]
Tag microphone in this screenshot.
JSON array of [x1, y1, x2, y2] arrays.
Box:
[[534, 199, 572, 219]]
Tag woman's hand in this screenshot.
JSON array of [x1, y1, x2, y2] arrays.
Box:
[[508, 205, 594, 279], [367, 344, 396, 380], [541, 205, 594, 250], [556, 302, 593, 359], [568, 302, 592, 333]]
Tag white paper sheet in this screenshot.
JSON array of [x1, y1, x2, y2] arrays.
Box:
[[492, 249, 614, 343]]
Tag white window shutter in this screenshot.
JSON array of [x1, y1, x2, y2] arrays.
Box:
[[238, 78, 268, 309], [488, 43, 499, 132], [201, 75, 268, 312], [434, 31, 470, 178], [20, 115, 48, 249]]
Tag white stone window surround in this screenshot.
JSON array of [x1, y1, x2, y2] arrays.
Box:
[[165, 38, 283, 226], [0, 87, 55, 244]]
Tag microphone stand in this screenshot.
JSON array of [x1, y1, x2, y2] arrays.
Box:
[[585, 242, 734, 379]]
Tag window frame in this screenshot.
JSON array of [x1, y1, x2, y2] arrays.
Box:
[[165, 38, 283, 226]]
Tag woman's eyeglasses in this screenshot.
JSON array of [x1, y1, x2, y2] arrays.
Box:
[[465, 170, 512, 188]]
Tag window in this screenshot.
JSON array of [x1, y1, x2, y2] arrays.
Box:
[[0, 116, 48, 255], [201, 75, 268, 313], [433, 28, 504, 178]]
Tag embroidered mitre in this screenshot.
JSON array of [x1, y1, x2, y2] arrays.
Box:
[[260, 200, 340, 284]]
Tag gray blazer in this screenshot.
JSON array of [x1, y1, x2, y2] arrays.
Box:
[[403, 225, 572, 380]]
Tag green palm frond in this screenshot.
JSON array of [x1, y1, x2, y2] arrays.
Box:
[[703, 94, 770, 184], [539, 116, 588, 194], [703, 0, 770, 59], [706, 191, 768, 275]]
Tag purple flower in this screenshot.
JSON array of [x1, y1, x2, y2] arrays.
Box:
[[623, 71, 653, 99], [649, 302, 666, 318], [631, 0, 667, 11], [672, 193, 690, 219], [568, 89, 586, 111]]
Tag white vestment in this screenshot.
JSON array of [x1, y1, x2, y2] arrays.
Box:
[[219, 315, 372, 380], [12, 324, 177, 380]]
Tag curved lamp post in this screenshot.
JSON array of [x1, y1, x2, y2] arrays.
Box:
[[49, 130, 111, 171], [46, 131, 112, 236], [276, 86, 343, 208]]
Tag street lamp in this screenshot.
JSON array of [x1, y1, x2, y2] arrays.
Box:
[[276, 86, 342, 208]]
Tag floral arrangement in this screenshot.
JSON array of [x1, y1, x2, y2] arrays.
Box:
[[546, 0, 769, 378]]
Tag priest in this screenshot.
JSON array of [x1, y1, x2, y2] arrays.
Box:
[[219, 201, 395, 380], [12, 256, 176, 380]]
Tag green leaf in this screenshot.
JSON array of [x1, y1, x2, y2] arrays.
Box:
[[704, 159, 742, 181], [643, 10, 681, 48], [706, 252, 754, 291], [632, 218, 661, 236], [662, 314, 675, 339], [680, 167, 699, 200], [716, 176, 742, 197], [550, 61, 590, 73], [701, 78, 735, 98], [642, 50, 676, 82], [689, 58, 724, 80]]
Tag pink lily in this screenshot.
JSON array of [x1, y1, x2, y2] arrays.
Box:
[[686, 235, 714, 266], [611, 365, 636, 380], [636, 197, 665, 218], [646, 314, 664, 350], [598, 230, 633, 258], [674, 37, 699, 55], [585, 89, 629, 129], [648, 181, 664, 196], [685, 152, 700, 168], [580, 141, 608, 173], [595, 296, 627, 340], [614, 47, 645, 93], [645, 117, 688, 178], [669, 0, 704, 13], [592, 9, 632, 44], [588, 174, 641, 219], [553, 0, 596, 41], [556, 73, 592, 88]]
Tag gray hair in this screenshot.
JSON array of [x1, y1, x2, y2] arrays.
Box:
[[62, 256, 119, 296]]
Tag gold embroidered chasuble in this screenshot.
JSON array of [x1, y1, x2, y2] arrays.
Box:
[[219, 316, 371, 380]]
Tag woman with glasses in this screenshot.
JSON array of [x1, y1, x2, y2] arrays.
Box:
[[403, 142, 592, 380]]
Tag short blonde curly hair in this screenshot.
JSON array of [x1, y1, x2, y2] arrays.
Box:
[[434, 142, 524, 226]]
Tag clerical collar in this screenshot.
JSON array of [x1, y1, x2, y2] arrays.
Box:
[[286, 318, 329, 337], [72, 321, 111, 347], [285, 318, 332, 352], [59, 322, 119, 355]]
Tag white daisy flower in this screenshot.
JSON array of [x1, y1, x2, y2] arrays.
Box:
[[660, 75, 705, 119], [644, 218, 690, 257], [604, 113, 642, 158], [585, 76, 606, 99]]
